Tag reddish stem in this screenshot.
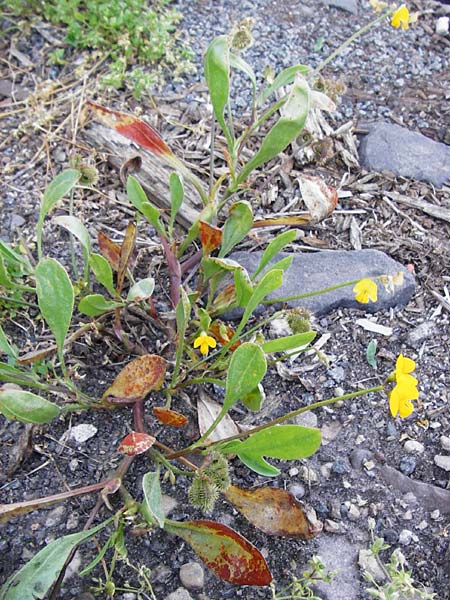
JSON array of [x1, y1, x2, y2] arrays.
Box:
[[133, 400, 145, 433], [160, 235, 181, 308]]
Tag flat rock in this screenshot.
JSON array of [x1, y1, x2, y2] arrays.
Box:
[[434, 455, 450, 472], [380, 465, 450, 514], [313, 536, 361, 599], [358, 122, 450, 188], [321, 0, 358, 14], [228, 249, 414, 317]]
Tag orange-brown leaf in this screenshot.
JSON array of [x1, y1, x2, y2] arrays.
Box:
[[225, 484, 322, 539], [98, 231, 121, 271], [209, 321, 241, 351], [252, 215, 311, 228], [102, 355, 167, 402], [165, 519, 272, 585], [118, 432, 156, 455], [153, 407, 188, 427], [88, 100, 174, 157], [199, 221, 222, 255], [211, 284, 236, 313], [117, 221, 136, 294]]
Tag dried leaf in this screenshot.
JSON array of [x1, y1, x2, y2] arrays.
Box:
[[164, 519, 272, 585], [100, 477, 121, 510], [197, 389, 239, 443], [225, 485, 322, 539], [118, 432, 156, 455], [103, 355, 167, 402], [153, 407, 188, 427], [199, 221, 222, 255], [117, 222, 136, 294], [209, 321, 241, 351], [298, 175, 338, 223], [252, 214, 311, 229], [98, 231, 121, 271]]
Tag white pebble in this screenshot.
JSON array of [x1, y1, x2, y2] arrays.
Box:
[[404, 440, 424, 454]]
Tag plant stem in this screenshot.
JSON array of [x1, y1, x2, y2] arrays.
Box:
[[133, 400, 145, 433], [262, 278, 363, 304]]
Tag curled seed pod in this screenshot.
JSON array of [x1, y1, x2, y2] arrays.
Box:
[[188, 472, 219, 513], [204, 452, 231, 493]]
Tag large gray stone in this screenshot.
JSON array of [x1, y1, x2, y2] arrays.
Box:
[[228, 249, 415, 317], [321, 0, 358, 14], [313, 535, 362, 599], [359, 122, 450, 188]]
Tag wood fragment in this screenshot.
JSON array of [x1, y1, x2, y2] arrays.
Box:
[[385, 191, 450, 224]]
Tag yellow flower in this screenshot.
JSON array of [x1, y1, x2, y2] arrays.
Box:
[[353, 279, 378, 304], [395, 353, 417, 387], [391, 5, 410, 30], [194, 332, 217, 355], [389, 380, 419, 418]]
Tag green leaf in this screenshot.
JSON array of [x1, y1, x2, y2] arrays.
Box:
[[266, 255, 293, 274], [236, 269, 283, 335], [35, 258, 74, 362], [53, 215, 91, 255], [257, 64, 310, 106], [169, 172, 184, 234], [0, 326, 17, 359], [142, 470, 165, 528], [0, 519, 111, 600], [252, 230, 297, 279], [78, 294, 123, 317], [37, 169, 80, 258], [223, 343, 267, 412], [127, 278, 155, 302], [366, 339, 377, 369], [172, 287, 192, 384], [241, 384, 265, 412], [261, 331, 316, 354], [234, 268, 253, 307], [0, 239, 32, 273], [89, 253, 115, 295], [0, 255, 14, 288], [126, 175, 165, 236], [218, 201, 253, 258], [204, 35, 233, 152], [0, 388, 60, 424], [0, 363, 43, 389], [222, 425, 322, 476], [237, 77, 311, 185]]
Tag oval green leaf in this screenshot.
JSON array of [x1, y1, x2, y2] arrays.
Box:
[[261, 331, 316, 354], [204, 36, 233, 150], [223, 342, 267, 411], [142, 470, 165, 528], [53, 215, 91, 255], [127, 278, 155, 302], [218, 201, 253, 258], [0, 388, 60, 424], [78, 294, 123, 317], [89, 253, 115, 295]]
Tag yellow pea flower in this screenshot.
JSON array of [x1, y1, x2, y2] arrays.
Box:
[[353, 279, 378, 304], [389, 379, 419, 418], [395, 353, 417, 386], [194, 332, 217, 355], [391, 5, 410, 30]]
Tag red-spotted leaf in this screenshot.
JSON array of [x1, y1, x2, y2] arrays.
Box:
[[118, 432, 156, 456], [225, 485, 322, 539], [87, 100, 173, 158], [102, 355, 167, 402], [164, 519, 272, 585], [153, 407, 188, 427], [199, 221, 222, 256]]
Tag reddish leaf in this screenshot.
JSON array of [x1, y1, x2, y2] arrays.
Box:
[[87, 100, 174, 157], [225, 485, 322, 539], [211, 283, 236, 313], [199, 221, 222, 256], [102, 355, 167, 402], [209, 321, 241, 351], [165, 519, 272, 585], [118, 432, 156, 456], [117, 221, 136, 294], [153, 407, 188, 427], [98, 231, 121, 271]]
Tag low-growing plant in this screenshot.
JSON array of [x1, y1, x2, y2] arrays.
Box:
[[3, 0, 194, 97], [0, 5, 422, 598]]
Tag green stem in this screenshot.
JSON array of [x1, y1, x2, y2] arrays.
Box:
[[262, 278, 362, 304]]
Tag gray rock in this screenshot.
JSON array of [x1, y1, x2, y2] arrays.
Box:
[[288, 483, 306, 499], [324, 519, 340, 533], [434, 455, 450, 472], [329, 366, 345, 383], [179, 562, 204, 590], [359, 122, 450, 187], [314, 536, 362, 599], [228, 249, 415, 317], [349, 448, 374, 470], [45, 505, 66, 528], [331, 459, 350, 475], [10, 214, 26, 229], [440, 436, 450, 452], [294, 410, 318, 428], [164, 589, 194, 600], [404, 440, 425, 454], [69, 423, 98, 444], [358, 549, 387, 583], [398, 529, 413, 546], [347, 503, 361, 521], [407, 321, 439, 348], [322, 0, 358, 14], [399, 456, 416, 476], [380, 465, 450, 514]]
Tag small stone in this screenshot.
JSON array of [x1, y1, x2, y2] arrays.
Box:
[[294, 410, 318, 429], [69, 424, 98, 444], [404, 440, 425, 454], [364, 460, 376, 471], [355, 435, 365, 445], [45, 505, 66, 528], [299, 465, 319, 483], [322, 0, 358, 15], [329, 366, 345, 383], [417, 520, 428, 531], [331, 459, 350, 475], [440, 436, 450, 452], [399, 529, 413, 546], [288, 483, 305, 499], [320, 463, 332, 479], [10, 214, 26, 228], [324, 519, 340, 533], [386, 422, 398, 439], [434, 455, 450, 472], [289, 466, 299, 477], [347, 504, 361, 521], [321, 421, 343, 445], [123, 594, 137, 600], [314, 500, 329, 518], [330, 499, 341, 520], [358, 549, 386, 583], [381, 528, 398, 544], [66, 512, 79, 530], [430, 509, 440, 520], [436, 16, 449, 35], [164, 589, 194, 600], [68, 459, 79, 472], [407, 321, 439, 347], [403, 492, 418, 506], [403, 510, 413, 520], [349, 448, 373, 470], [399, 456, 416, 476], [179, 562, 204, 590]]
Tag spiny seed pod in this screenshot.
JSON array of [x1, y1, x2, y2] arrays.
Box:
[[287, 307, 313, 334], [229, 18, 255, 52], [188, 473, 219, 513], [204, 452, 231, 493], [79, 165, 99, 186]]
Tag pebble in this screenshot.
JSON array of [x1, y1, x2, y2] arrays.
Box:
[[179, 562, 204, 590], [403, 510, 413, 520], [66, 512, 79, 530], [381, 528, 398, 544], [404, 440, 425, 454], [358, 549, 386, 583], [347, 504, 361, 521], [407, 321, 439, 347], [324, 519, 340, 533], [329, 366, 345, 383], [440, 436, 450, 452], [45, 505, 66, 528], [331, 459, 350, 475], [298, 465, 319, 483], [10, 214, 26, 228], [320, 463, 332, 479], [294, 410, 318, 429], [399, 456, 416, 476], [288, 483, 305, 499], [330, 499, 342, 520], [164, 589, 194, 600], [403, 492, 418, 506], [349, 448, 373, 470], [436, 16, 449, 35], [417, 520, 428, 531], [434, 455, 450, 472], [69, 424, 98, 444], [430, 509, 440, 521], [399, 529, 413, 546], [386, 422, 398, 439], [123, 594, 137, 600]]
